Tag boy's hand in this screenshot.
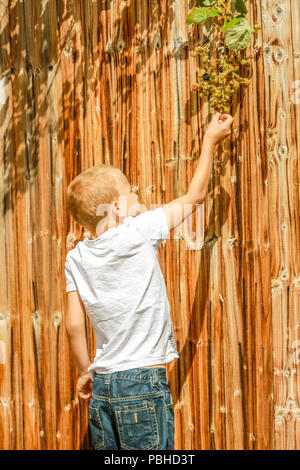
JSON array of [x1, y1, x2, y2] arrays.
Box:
[[77, 372, 92, 400], [204, 112, 233, 145]]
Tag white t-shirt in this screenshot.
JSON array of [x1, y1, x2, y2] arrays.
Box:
[[65, 207, 179, 378]]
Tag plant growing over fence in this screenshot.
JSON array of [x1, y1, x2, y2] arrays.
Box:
[[187, 0, 261, 113]]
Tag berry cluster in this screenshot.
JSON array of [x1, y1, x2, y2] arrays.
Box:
[[188, 1, 261, 113], [191, 48, 251, 113]]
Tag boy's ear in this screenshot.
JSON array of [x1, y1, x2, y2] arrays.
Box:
[[113, 195, 128, 218], [111, 199, 121, 217], [110, 201, 119, 214]]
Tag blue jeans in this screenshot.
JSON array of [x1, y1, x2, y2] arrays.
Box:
[[88, 367, 175, 450]]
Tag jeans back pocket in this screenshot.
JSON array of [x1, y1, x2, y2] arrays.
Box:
[[115, 401, 159, 450]]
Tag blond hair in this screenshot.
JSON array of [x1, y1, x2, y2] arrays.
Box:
[[66, 164, 123, 233]]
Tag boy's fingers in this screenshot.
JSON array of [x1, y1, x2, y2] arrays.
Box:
[[221, 115, 233, 123], [217, 113, 231, 124], [221, 116, 233, 128], [79, 392, 91, 400], [77, 382, 92, 397], [78, 388, 92, 398]]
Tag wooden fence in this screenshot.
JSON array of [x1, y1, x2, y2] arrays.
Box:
[[0, 0, 299, 450]]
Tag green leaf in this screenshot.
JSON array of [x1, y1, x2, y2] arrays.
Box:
[[225, 19, 252, 50], [222, 16, 245, 32], [196, 0, 216, 6], [234, 0, 248, 15], [187, 7, 221, 25]]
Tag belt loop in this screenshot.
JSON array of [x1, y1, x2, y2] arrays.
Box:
[[152, 369, 159, 387], [104, 373, 111, 385]]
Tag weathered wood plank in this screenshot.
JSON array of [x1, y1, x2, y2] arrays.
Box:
[[261, 0, 300, 450]]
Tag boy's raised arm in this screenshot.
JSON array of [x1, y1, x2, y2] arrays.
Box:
[[162, 112, 233, 231]]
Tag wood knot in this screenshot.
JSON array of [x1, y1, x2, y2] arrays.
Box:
[[294, 52, 300, 61], [154, 33, 162, 50], [117, 40, 125, 52], [32, 312, 40, 323], [279, 145, 287, 156], [54, 312, 61, 327], [292, 277, 300, 290], [280, 268, 289, 281], [263, 45, 271, 55], [275, 48, 284, 62], [64, 45, 72, 57]]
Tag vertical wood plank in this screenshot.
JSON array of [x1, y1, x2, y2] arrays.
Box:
[[261, 0, 300, 450]]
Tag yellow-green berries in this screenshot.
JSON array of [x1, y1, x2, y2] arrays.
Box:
[[191, 43, 252, 112]]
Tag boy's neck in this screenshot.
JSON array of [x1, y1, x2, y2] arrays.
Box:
[[89, 218, 124, 240]]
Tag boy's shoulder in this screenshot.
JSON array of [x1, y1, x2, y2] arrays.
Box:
[[65, 241, 83, 264], [65, 207, 168, 263]]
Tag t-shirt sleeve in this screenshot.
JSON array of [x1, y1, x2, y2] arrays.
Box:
[[130, 207, 170, 247], [65, 258, 78, 292]]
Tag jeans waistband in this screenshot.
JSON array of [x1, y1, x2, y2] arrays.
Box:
[[94, 367, 167, 384]]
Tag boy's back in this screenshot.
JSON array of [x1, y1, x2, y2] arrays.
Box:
[[65, 207, 179, 378]]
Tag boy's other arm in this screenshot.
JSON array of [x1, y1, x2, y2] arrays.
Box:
[[162, 113, 233, 231], [65, 291, 91, 376]]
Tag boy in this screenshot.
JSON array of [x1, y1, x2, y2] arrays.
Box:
[[64, 112, 233, 450]]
